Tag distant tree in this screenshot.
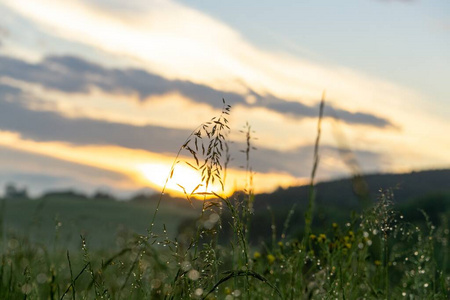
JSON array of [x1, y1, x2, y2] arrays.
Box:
[[93, 191, 116, 201], [4, 183, 28, 199], [42, 190, 87, 199]]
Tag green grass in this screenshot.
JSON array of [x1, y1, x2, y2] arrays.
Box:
[[1, 195, 200, 250], [0, 100, 448, 299]]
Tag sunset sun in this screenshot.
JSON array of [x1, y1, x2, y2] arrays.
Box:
[[138, 163, 227, 198]]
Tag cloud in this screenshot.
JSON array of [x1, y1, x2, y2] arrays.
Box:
[[0, 81, 385, 179], [0, 81, 21, 97], [0, 25, 7, 47], [261, 95, 392, 127], [2, 0, 425, 124], [0, 83, 191, 153], [230, 143, 384, 179], [0, 146, 140, 197], [0, 54, 393, 128]]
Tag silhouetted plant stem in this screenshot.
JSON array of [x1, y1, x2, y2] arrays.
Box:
[[303, 91, 325, 248]]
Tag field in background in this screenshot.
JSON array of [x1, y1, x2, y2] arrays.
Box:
[[2, 169, 449, 251], [1, 193, 200, 250]]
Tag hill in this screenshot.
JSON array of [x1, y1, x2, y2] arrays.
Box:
[[247, 169, 450, 241], [254, 169, 450, 210]]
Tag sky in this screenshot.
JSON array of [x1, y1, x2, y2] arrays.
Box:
[[0, 0, 449, 198]]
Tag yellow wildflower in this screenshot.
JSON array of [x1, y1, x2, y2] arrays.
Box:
[[267, 254, 276, 264], [317, 234, 327, 243], [253, 252, 261, 259], [348, 231, 355, 241]]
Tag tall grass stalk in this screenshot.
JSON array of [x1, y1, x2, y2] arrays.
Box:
[[303, 91, 325, 246], [0, 199, 4, 251], [289, 92, 325, 299]]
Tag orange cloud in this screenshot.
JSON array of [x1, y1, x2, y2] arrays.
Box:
[[0, 131, 300, 196]]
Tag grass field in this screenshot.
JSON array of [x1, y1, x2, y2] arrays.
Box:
[[1, 194, 199, 250], [0, 101, 449, 299], [1, 191, 448, 299]]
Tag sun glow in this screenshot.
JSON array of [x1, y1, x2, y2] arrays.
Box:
[[138, 163, 229, 198], [0, 130, 302, 197]]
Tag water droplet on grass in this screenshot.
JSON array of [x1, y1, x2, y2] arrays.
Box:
[[188, 269, 199, 280]]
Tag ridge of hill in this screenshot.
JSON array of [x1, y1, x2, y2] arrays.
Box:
[[241, 169, 450, 241], [253, 169, 450, 211]]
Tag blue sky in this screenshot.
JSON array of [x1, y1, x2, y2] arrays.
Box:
[[182, 0, 450, 105], [0, 0, 448, 197]]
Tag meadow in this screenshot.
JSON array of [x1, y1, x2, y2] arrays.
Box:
[[0, 101, 449, 299]]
